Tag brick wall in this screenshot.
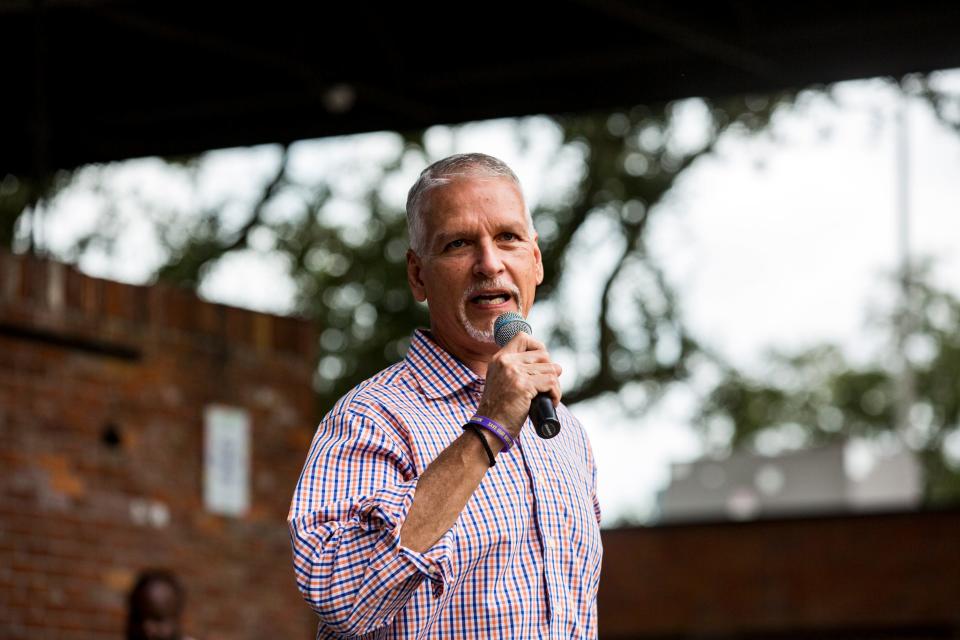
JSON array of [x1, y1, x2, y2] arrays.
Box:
[[599, 509, 960, 639], [0, 251, 319, 640]]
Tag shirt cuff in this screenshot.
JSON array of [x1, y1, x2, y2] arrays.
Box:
[[359, 476, 456, 598]]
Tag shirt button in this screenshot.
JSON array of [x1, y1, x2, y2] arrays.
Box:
[[545, 536, 557, 549]]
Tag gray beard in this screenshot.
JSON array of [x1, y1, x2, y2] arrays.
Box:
[[456, 278, 523, 344], [458, 305, 496, 343]]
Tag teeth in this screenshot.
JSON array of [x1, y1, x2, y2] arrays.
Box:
[[475, 295, 508, 305]]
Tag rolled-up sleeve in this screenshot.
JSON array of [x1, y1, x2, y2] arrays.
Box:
[[288, 409, 456, 637]]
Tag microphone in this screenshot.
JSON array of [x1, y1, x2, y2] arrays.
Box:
[[493, 312, 561, 439]]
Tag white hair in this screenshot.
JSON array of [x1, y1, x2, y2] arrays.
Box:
[[405, 153, 534, 254]]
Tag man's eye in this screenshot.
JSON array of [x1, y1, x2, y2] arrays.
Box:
[[445, 239, 467, 250], [500, 233, 517, 241]]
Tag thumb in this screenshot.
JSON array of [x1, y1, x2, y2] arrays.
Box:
[[502, 331, 540, 353]]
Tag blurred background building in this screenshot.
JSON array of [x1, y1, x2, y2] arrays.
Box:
[[658, 443, 923, 523]]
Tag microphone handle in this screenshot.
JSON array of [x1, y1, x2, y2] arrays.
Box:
[[530, 393, 561, 439]]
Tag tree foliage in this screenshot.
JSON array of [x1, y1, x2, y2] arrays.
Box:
[[699, 274, 960, 505], [5, 92, 791, 413], [3, 74, 959, 507]]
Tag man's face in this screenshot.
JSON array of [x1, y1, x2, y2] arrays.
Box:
[[407, 176, 543, 359]]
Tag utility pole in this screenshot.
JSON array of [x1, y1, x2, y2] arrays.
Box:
[[893, 86, 915, 441]]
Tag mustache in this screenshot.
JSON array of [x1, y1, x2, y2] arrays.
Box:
[[460, 279, 521, 303]]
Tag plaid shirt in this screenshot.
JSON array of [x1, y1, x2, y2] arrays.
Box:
[[289, 329, 603, 639]]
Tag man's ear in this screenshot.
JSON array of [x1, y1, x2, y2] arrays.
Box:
[[407, 250, 428, 302], [533, 234, 544, 285]]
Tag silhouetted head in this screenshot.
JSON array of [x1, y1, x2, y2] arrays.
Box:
[[126, 569, 185, 640]]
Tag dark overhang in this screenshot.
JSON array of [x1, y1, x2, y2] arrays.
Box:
[[4, 1, 960, 174]]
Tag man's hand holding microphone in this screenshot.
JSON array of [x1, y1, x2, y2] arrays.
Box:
[[471, 313, 563, 461]]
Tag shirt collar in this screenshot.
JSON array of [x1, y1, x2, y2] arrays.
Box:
[[404, 329, 484, 399]]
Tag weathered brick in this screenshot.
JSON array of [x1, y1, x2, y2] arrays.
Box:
[[64, 265, 86, 313], [101, 280, 133, 321], [18, 253, 45, 304], [599, 511, 960, 636], [0, 250, 317, 639]]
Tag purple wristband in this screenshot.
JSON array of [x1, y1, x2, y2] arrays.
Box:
[[467, 415, 514, 452]]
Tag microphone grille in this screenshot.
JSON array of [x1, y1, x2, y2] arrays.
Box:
[[494, 312, 532, 347]]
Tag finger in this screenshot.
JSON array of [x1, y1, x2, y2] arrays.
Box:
[[539, 377, 562, 407], [502, 332, 545, 353], [529, 373, 562, 404], [499, 331, 531, 353], [519, 335, 547, 353], [507, 349, 555, 366], [524, 362, 563, 376]]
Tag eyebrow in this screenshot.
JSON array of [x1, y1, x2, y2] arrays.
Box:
[[431, 220, 529, 248], [433, 230, 461, 244], [430, 231, 462, 251]]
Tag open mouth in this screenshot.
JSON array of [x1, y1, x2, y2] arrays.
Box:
[[469, 292, 512, 306], [459, 283, 522, 341]]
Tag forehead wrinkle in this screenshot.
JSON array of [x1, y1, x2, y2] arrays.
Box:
[[420, 177, 531, 251], [427, 176, 525, 213]]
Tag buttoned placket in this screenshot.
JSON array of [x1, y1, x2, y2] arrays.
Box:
[[541, 432, 583, 639], [511, 421, 565, 638], [470, 378, 554, 637]]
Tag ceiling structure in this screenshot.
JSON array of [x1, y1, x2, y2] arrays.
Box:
[[4, 0, 960, 175]]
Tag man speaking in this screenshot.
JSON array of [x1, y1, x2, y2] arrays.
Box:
[[289, 153, 603, 638]]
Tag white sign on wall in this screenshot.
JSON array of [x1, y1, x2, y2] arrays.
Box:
[[203, 404, 251, 517]]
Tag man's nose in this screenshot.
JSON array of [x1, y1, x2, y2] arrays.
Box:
[[473, 240, 505, 278]]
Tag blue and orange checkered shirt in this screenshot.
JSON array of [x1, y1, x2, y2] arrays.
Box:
[[289, 329, 603, 639]]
